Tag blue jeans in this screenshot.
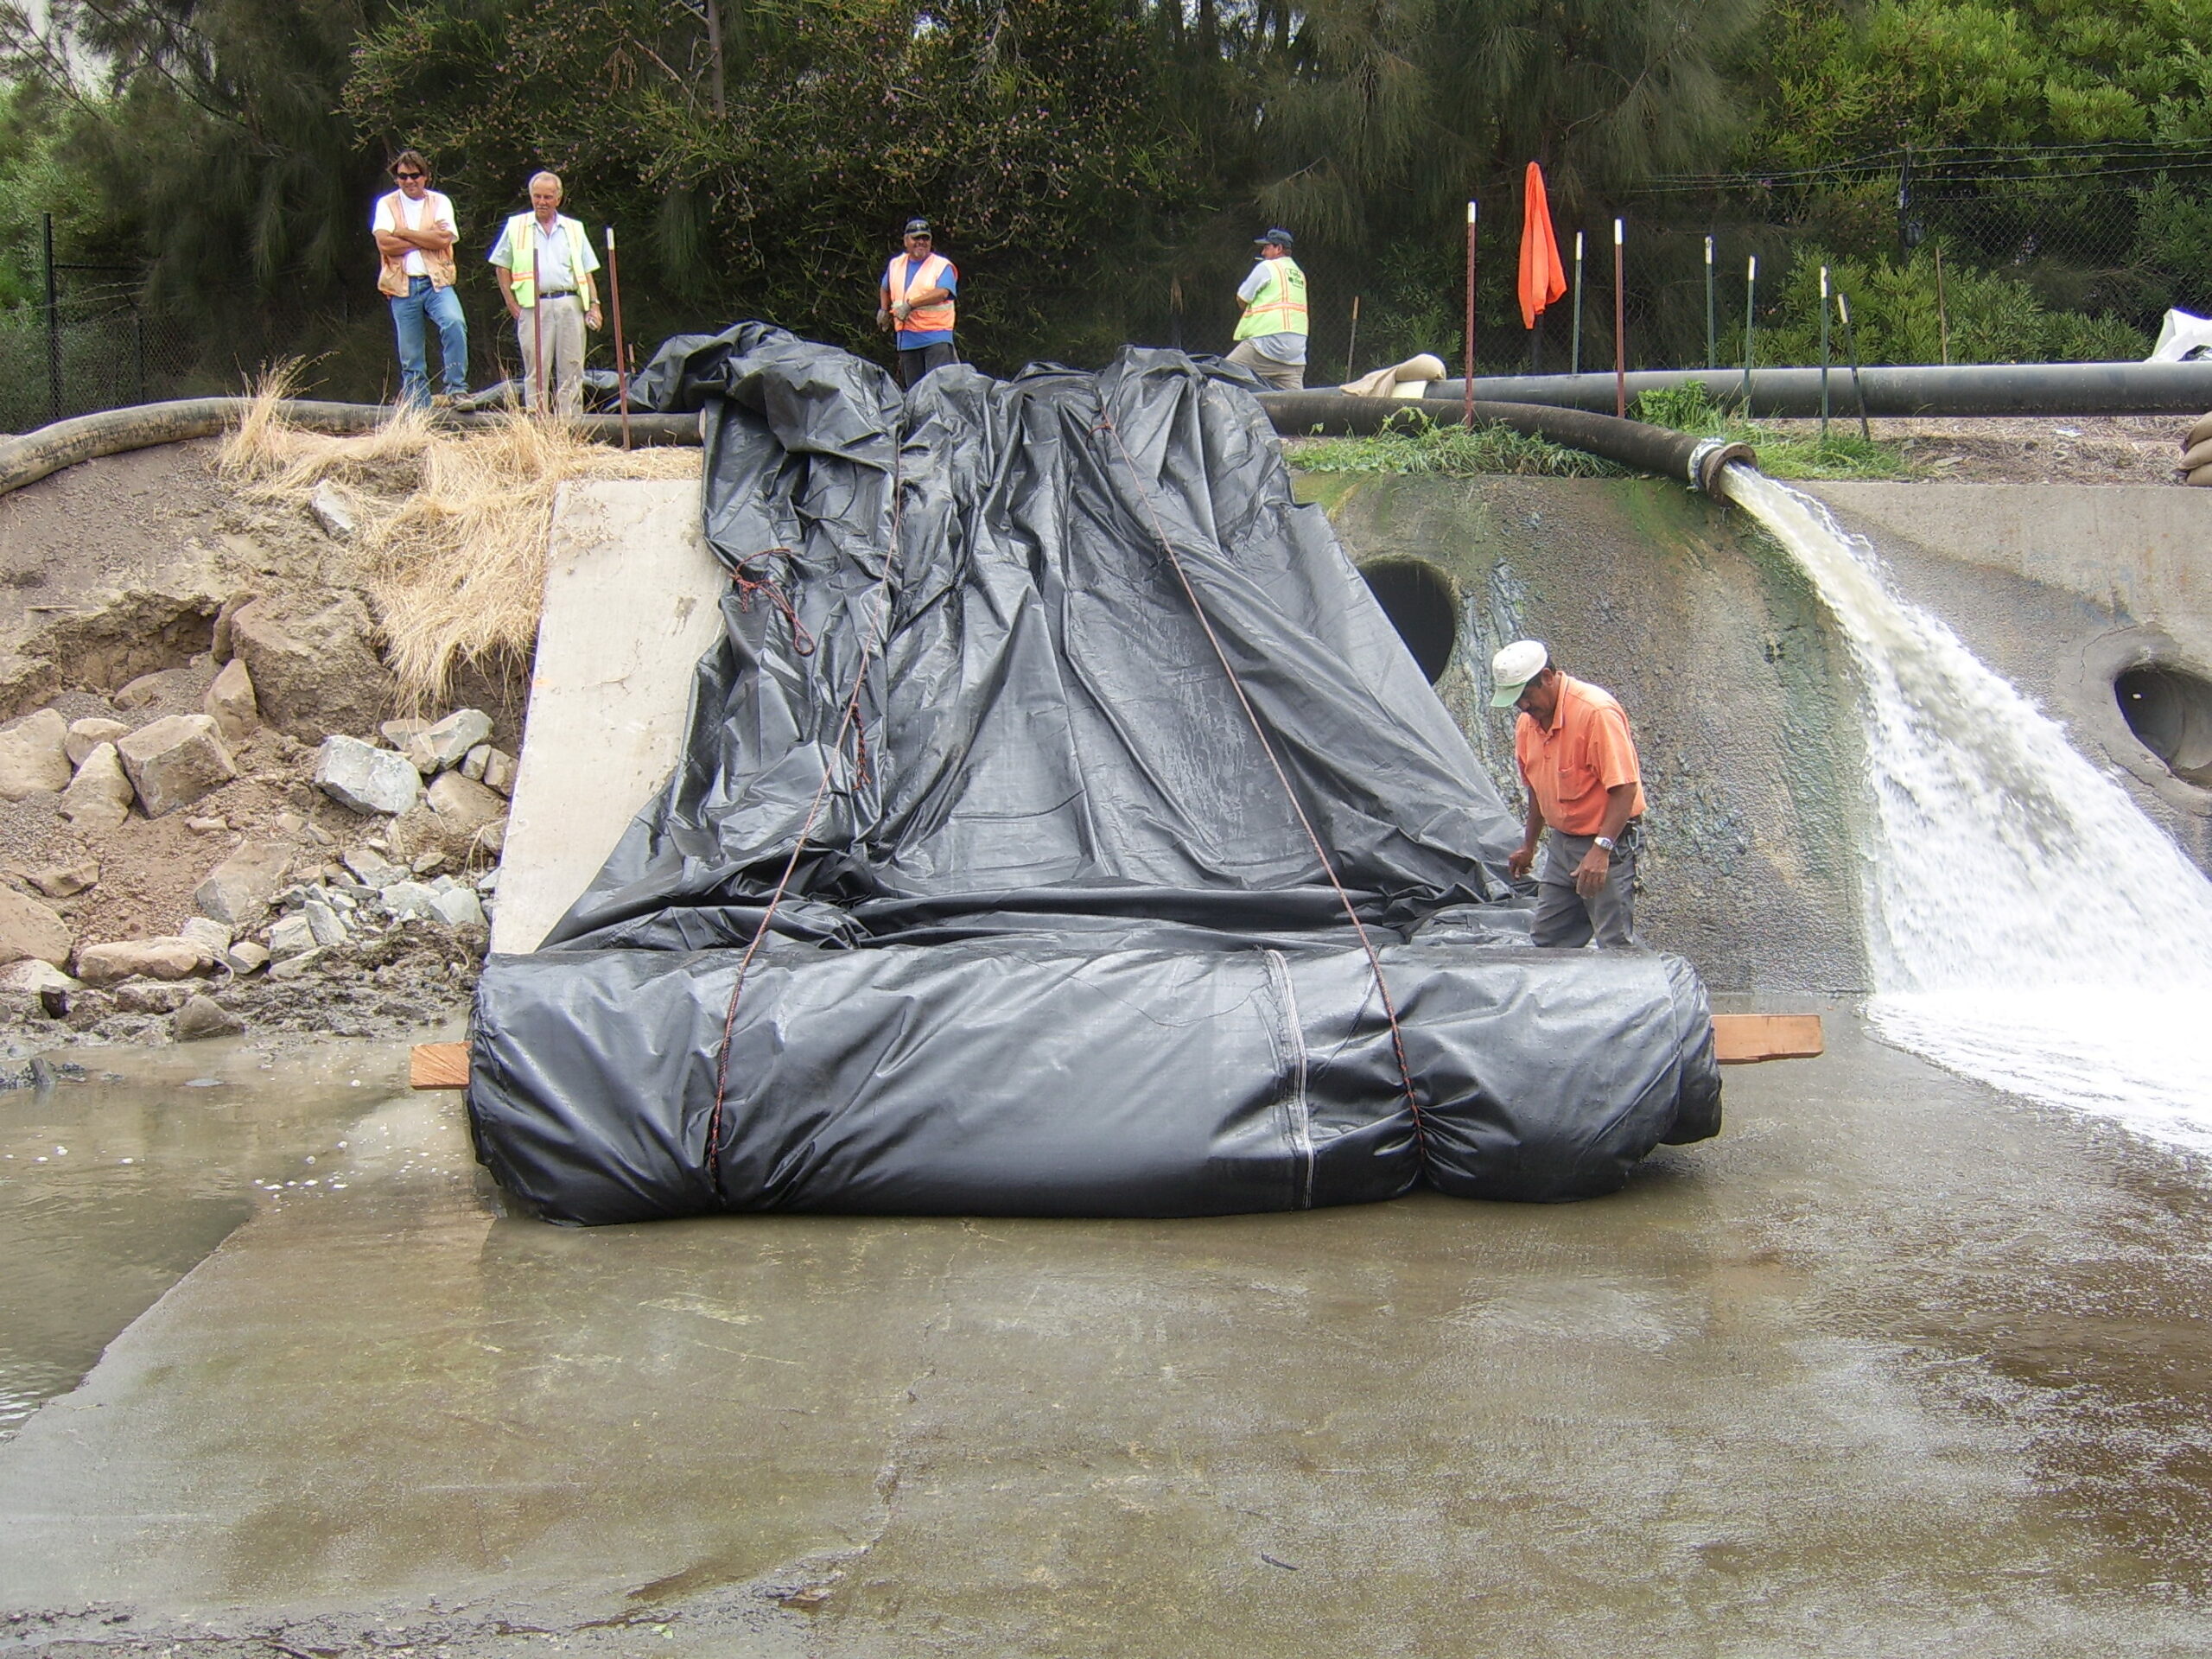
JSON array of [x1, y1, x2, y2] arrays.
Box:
[[389, 276, 468, 405]]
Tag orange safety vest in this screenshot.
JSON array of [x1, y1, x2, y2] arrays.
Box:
[[885, 251, 956, 336]]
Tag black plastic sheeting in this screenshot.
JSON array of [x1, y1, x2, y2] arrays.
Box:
[[467, 324, 1720, 1224]]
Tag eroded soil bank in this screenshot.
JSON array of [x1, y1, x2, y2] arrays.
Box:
[[0, 438, 526, 1052]]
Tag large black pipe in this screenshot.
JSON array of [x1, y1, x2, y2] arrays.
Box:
[[1426, 360, 2212, 418], [0, 398, 702, 499], [1258, 392, 1755, 493]]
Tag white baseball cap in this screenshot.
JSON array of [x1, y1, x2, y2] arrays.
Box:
[[1490, 639, 1549, 708]]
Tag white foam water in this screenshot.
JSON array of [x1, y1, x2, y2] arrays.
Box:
[[1718, 462, 2212, 1150]]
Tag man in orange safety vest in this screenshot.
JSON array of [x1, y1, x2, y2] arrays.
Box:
[[877, 218, 960, 389]]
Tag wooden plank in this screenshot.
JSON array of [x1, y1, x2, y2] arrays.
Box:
[[1712, 1013, 1825, 1065], [410, 1041, 470, 1090], [415, 1020, 1822, 1086]]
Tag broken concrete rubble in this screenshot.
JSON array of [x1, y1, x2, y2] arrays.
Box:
[[115, 714, 238, 817], [55, 742, 133, 830], [316, 735, 423, 816], [0, 709, 73, 801], [63, 716, 130, 769]]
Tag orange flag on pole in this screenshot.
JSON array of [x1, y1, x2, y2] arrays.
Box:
[[1519, 162, 1568, 328]]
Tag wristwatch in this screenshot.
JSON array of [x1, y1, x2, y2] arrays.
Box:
[[1593, 836, 1616, 853]]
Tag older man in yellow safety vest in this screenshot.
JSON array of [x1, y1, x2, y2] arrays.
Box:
[[488, 171, 602, 416], [1228, 227, 1308, 391], [877, 217, 960, 389]]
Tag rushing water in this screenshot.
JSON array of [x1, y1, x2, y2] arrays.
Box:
[[1718, 463, 2212, 1149]]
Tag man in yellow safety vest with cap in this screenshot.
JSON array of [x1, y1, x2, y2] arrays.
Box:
[[877, 218, 959, 389], [1227, 228, 1308, 390]]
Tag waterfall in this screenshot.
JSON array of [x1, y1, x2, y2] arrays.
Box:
[[1717, 462, 2212, 1148]]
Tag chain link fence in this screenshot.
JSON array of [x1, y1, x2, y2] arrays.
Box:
[[8, 146, 2211, 427], [1285, 145, 2212, 385], [0, 272, 206, 435]]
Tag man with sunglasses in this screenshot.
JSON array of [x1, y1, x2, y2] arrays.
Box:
[[372, 151, 467, 409], [876, 219, 959, 388]]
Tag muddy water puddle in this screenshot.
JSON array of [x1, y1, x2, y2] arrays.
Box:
[[6, 1011, 2212, 1648], [0, 1034, 453, 1438]]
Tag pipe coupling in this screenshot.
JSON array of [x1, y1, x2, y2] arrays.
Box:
[[1688, 437, 1757, 493]]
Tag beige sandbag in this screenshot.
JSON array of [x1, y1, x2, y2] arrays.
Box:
[[1340, 353, 1447, 399], [2187, 464, 2212, 486], [2187, 410, 2212, 449], [2181, 438, 2212, 473]]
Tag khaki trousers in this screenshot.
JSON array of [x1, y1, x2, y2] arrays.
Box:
[[518, 295, 588, 416], [1226, 338, 1306, 390], [1532, 823, 1642, 949]]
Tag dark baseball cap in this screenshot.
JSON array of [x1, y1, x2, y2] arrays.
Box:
[[1255, 227, 1294, 246], [903, 218, 933, 236]]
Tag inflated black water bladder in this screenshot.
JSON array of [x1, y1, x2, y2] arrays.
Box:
[[466, 327, 1720, 1224]]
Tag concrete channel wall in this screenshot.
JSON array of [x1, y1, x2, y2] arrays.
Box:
[[1310, 474, 2212, 994]]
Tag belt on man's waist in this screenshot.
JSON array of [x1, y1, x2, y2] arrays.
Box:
[[537, 289, 578, 300]]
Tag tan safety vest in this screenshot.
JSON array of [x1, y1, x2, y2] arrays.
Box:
[[376, 191, 457, 297]]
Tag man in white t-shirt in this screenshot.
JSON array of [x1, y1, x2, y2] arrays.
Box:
[[372, 149, 468, 408]]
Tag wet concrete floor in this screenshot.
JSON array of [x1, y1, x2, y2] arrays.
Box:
[[3, 1010, 2211, 1656]]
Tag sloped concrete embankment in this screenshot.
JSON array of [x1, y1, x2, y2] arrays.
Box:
[[1306, 472, 2212, 995]]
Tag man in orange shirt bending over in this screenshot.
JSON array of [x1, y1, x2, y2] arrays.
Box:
[[1491, 639, 1647, 948]]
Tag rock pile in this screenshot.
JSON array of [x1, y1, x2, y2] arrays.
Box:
[[0, 662, 518, 1046]]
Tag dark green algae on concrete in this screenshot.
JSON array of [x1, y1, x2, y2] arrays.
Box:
[[1295, 469, 1870, 994]]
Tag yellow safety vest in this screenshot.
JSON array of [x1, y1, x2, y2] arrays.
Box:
[[496, 213, 590, 309], [1233, 257, 1308, 341]]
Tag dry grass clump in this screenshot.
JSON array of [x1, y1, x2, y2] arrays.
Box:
[[219, 366, 701, 704]]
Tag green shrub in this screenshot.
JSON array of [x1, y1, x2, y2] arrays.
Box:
[[1758, 245, 2149, 365]]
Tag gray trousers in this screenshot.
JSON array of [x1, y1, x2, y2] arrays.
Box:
[[518, 295, 587, 416], [1532, 823, 1640, 949]]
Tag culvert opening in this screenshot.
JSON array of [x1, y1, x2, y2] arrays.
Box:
[[1357, 558, 1458, 684], [2115, 664, 2212, 787]]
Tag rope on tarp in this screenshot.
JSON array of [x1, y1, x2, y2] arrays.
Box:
[[1092, 400, 1432, 1176], [703, 431, 901, 1191]]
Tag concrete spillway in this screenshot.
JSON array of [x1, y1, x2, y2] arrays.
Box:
[[1306, 472, 2212, 995]]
